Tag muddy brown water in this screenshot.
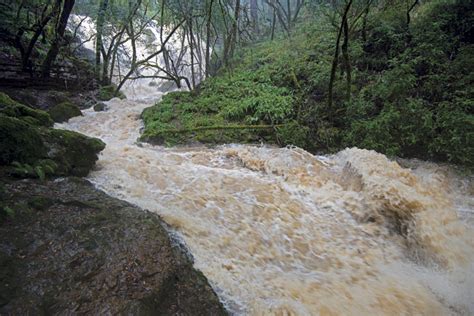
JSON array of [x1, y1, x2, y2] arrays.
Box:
[[60, 95, 474, 315]]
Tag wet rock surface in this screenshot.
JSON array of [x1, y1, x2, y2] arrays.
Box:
[[93, 102, 107, 112], [0, 88, 98, 111], [0, 177, 226, 315]]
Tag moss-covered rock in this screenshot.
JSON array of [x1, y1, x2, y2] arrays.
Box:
[[48, 101, 82, 123], [0, 96, 105, 178], [0, 114, 47, 164], [45, 129, 105, 177], [98, 84, 126, 101], [93, 102, 107, 112], [0, 92, 53, 127]]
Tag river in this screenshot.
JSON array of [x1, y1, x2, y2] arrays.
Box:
[[59, 90, 473, 315]]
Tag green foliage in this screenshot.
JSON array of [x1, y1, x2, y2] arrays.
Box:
[[141, 0, 472, 166], [339, 0, 474, 164], [34, 166, 46, 181], [11, 161, 35, 177], [48, 102, 82, 123], [275, 122, 310, 149], [430, 100, 474, 165], [141, 71, 296, 145], [10, 159, 58, 180]]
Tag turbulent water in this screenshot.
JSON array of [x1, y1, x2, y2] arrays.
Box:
[[61, 93, 474, 315]]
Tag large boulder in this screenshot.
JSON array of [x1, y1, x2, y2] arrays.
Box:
[[48, 101, 82, 123], [93, 102, 107, 112], [45, 129, 105, 177], [0, 92, 104, 177], [0, 92, 53, 127], [0, 114, 47, 165], [0, 178, 227, 315], [0, 88, 100, 112]]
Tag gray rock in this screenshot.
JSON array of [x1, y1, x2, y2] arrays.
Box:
[[0, 177, 227, 315], [93, 102, 107, 112]]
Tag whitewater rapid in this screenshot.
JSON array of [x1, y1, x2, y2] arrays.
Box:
[[60, 95, 474, 315]]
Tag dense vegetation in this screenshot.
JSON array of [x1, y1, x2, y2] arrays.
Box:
[[0, 0, 472, 166], [142, 0, 473, 165]]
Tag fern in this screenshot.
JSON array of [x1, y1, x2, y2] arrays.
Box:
[[11, 161, 22, 168], [38, 159, 57, 175], [34, 166, 45, 181], [24, 164, 34, 175], [11, 161, 31, 176]]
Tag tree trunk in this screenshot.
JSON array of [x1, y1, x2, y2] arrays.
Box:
[[188, 21, 196, 88], [287, 0, 291, 33], [327, 0, 353, 112], [250, 0, 258, 34], [406, 0, 419, 28], [20, 0, 61, 71], [342, 11, 351, 102], [95, 0, 109, 82], [230, 0, 241, 59], [41, 0, 75, 77], [271, 7, 276, 40], [205, 0, 214, 77], [223, 0, 240, 67], [264, 0, 289, 36], [115, 19, 185, 94]]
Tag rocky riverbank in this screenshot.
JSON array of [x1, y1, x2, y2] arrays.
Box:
[[0, 177, 226, 315]]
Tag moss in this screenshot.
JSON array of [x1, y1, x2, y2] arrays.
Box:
[[0, 114, 47, 164], [0, 121, 105, 177], [98, 84, 126, 101], [48, 102, 82, 123], [46, 129, 105, 177], [0, 92, 21, 107], [0, 93, 104, 177], [0, 92, 53, 127]]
